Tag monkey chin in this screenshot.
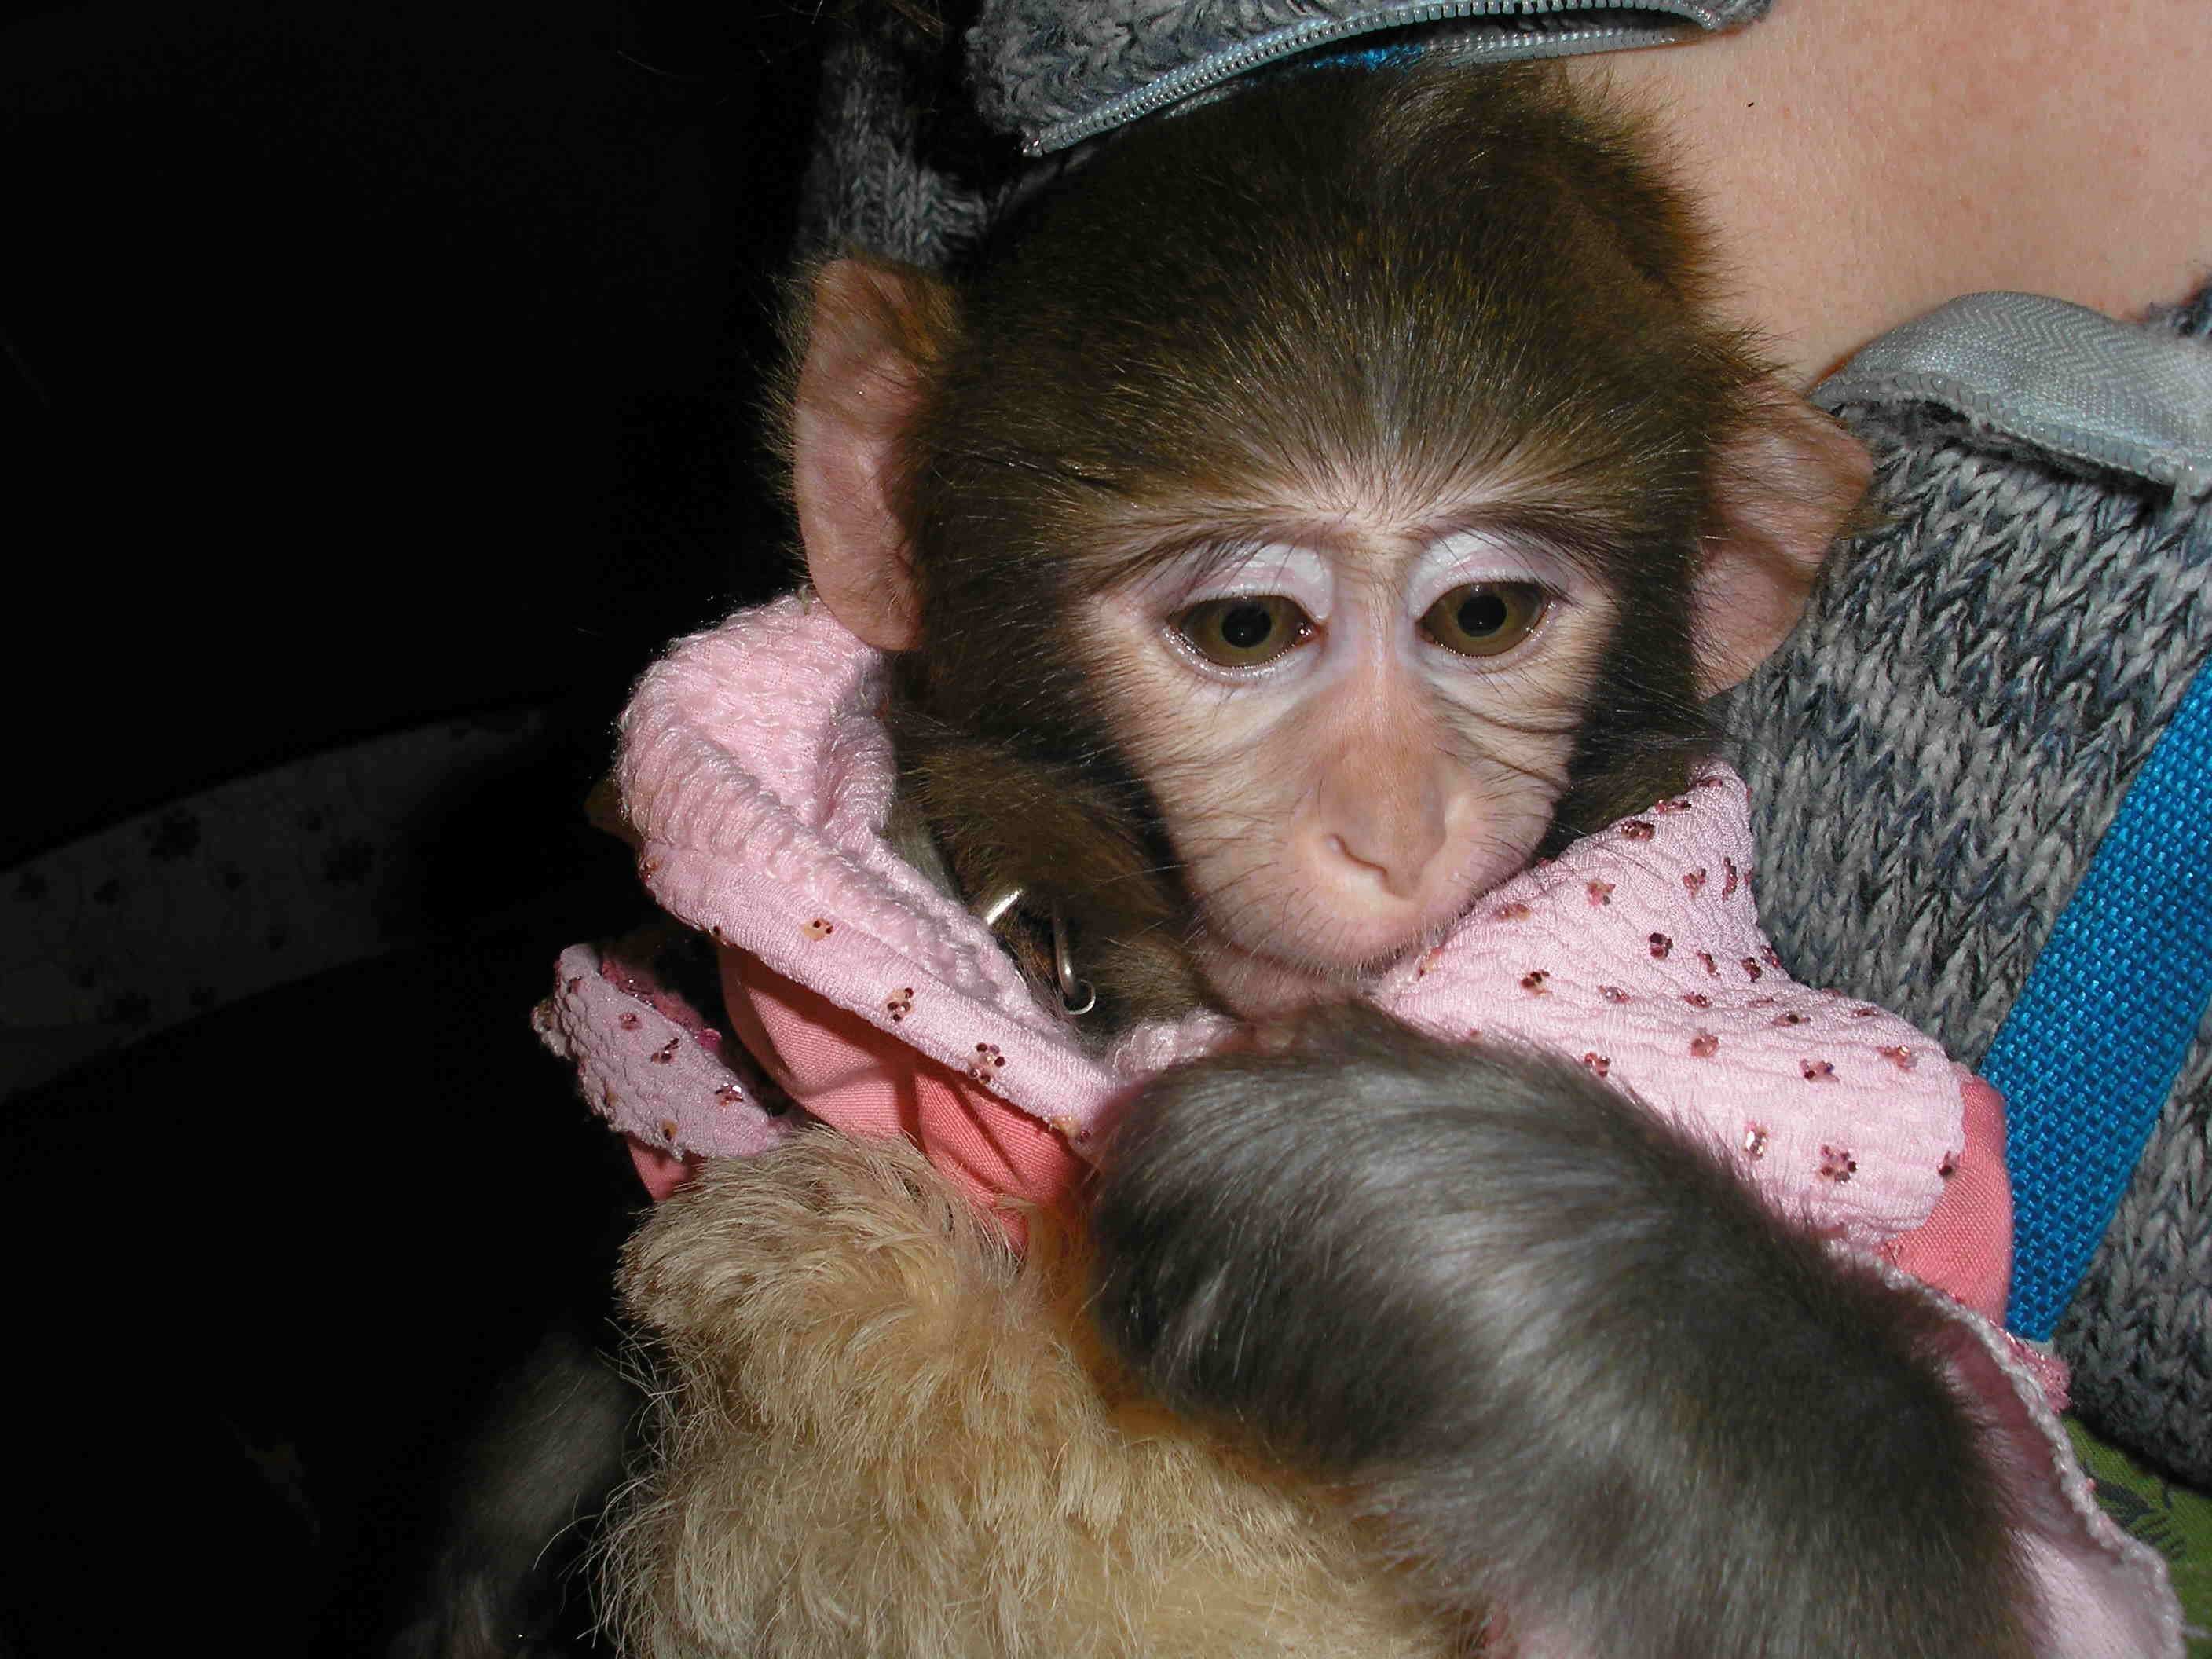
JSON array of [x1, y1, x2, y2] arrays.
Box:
[[1188, 872, 1498, 1022], [1180, 828, 1548, 1022], [1188, 930, 1420, 1024]]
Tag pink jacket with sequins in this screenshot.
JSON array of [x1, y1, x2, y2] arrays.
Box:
[[536, 598, 2182, 1658]]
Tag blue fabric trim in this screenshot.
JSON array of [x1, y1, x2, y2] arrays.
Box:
[[1985, 650, 2212, 1339], [1307, 42, 1430, 74]]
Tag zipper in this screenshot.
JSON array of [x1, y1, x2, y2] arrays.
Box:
[[1026, 2, 1730, 156]]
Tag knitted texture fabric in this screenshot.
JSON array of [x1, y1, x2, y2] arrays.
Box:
[[971, 0, 1386, 134], [1727, 286, 2212, 1483], [793, 13, 1004, 266], [2066, 1008, 2212, 1484], [967, 0, 1769, 152]]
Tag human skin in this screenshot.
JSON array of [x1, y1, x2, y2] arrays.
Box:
[[1567, 0, 2212, 384]]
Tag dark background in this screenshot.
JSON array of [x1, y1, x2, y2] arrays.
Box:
[[0, 3, 825, 1651]]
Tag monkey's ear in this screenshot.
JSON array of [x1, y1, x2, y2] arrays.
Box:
[[790, 258, 957, 653], [1692, 387, 1873, 694]]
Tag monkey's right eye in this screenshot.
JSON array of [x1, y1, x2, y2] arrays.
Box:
[[1173, 596, 1314, 668]]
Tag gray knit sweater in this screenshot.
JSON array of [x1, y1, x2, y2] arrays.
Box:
[[793, 0, 2211, 1485], [1734, 289, 2212, 1481]]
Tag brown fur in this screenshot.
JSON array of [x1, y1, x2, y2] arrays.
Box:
[[604, 1130, 1466, 1657], [888, 709, 1216, 1030]]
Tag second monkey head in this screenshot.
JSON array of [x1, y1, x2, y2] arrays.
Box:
[[790, 57, 1867, 1028]]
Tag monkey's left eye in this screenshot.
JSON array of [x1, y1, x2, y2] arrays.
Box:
[[1174, 595, 1314, 668], [1420, 582, 1547, 657]]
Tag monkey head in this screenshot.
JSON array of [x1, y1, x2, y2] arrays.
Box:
[[786, 61, 1868, 1026]]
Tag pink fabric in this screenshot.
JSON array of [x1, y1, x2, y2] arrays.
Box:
[[544, 596, 1994, 1280], [628, 1140, 701, 1203], [533, 931, 793, 1185], [536, 599, 2180, 1656], [557, 599, 1968, 1249], [724, 947, 1084, 1239], [1364, 767, 1965, 1255], [1884, 1075, 2012, 1326]]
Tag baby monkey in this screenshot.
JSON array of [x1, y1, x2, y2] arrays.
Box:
[[800, 57, 1860, 1031], [789, 52, 2033, 1659]]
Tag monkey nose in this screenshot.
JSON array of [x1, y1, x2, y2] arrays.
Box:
[[1320, 826, 1437, 903]]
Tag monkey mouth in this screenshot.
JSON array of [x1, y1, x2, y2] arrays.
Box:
[[1192, 928, 1430, 1020]]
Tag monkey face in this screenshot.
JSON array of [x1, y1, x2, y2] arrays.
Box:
[[788, 59, 1866, 1033], [1085, 500, 1619, 1019]]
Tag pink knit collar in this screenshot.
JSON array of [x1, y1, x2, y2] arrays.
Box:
[[568, 596, 1966, 1248]]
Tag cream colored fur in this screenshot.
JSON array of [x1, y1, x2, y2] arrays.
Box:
[[603, 1130, 1466, 1657]]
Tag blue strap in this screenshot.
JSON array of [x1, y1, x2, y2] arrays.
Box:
[[1985, 653, 2212, 1338]]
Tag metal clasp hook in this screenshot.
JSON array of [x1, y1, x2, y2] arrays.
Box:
[[1051, 907, 1097, 1017], [972, 883, 1095, 1017]]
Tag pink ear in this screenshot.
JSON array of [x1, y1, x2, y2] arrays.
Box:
[[1692, 386, 1873, 694], [790, 258, 954, 653]]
